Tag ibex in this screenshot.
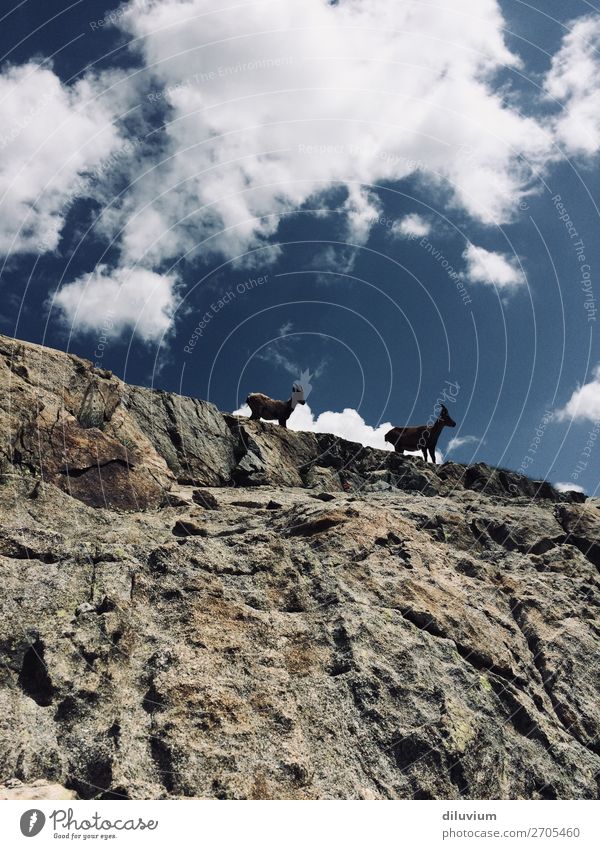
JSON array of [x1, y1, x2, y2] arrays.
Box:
[[246, 383, 305, 428], [385, 403, 456, 463]]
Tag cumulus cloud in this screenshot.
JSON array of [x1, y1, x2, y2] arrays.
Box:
[[545, 15, 600, 155], [8, 2, 600, 342], [392, 214, 431, 239], [288, 404, 393, 449], [554, 364, 600, 422], [446, 434, 483, 452], [101, 0, 554, 273], [53, 265, 179, 343], [342, 186, 383, 245], [554, 481, 585, 494], [311, 185, 383, 273], [462, 243, 525, 290], [0, 62, 122, 256]]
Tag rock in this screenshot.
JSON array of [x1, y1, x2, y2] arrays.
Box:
[[0, 335, 173, 510], [1, 479, 598, 801], [0, 334, 598, 800], [364, 479, 393, 493], [231, 450, 266, 485], [286, 509, 348, 537], [555, 503, 600, 569], [126, 388, 237, 486], [303, 465, 343, 491], [226, 416, 318, 487], [192, 490, 220, 510], [15, 409, 167, 511], [163, 491, 194, 508], [172, 519, 207, 537], [438, 462, 583, 503], [0, 782, 77, 800]]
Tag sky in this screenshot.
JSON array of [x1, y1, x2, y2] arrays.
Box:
[[0, 0, 599, 494]]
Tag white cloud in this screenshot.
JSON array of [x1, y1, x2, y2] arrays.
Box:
[[462, 243, 525, 290], [288, 404, 393, 450], [447, 434, 482, 452], [53, 265, 179, 343], [392, 214, 431, 239], [545, 15, 600, 155], [7, 3, 600, 343], [0, 62, 122, 256], [307, 186, 383, 275], [554, 482, 585, 494], [342, 185, 382, 245], [554, 364, 600, 422], [99, 0, 554, 272]]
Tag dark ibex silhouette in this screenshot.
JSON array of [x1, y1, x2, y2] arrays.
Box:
[[246, 383, 305, 428], [385, 403, 456, 463]]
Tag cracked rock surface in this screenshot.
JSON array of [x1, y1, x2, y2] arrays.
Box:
[[0, 334, 598, 799]]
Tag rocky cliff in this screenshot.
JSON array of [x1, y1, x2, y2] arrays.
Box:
[[0, 333, 598, 800]]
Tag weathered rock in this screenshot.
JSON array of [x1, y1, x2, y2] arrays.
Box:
[[0, 335, 174, 510], [303, 465, 343, 491], [15, 409, 166, 511], [0, 780, 77, 800], [555, 502, 600, 569], [126, 387, 237, 486], [192, 490, 220, 510], [225, 415, 318, 487], [172, 518, 208, 537], [0, 335, 598, 801], [162, 491, 194, 508], [438, 462, 585, 503], [1, 473, 598, 800]]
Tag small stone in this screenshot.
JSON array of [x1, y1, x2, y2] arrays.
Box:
[[192, 490, 220, 510], [163, 492, 193, 508], [173, 519, 207, 537]]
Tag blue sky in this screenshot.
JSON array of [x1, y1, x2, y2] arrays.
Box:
[[0, 0, 599, 493]]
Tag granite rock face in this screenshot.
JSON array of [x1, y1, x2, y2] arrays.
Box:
[[0, 334, 598, 800], [0, 779, 76, 800]]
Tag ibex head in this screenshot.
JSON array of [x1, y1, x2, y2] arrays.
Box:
[[291, 382, 306, 408], [439, 404, 456, 427]]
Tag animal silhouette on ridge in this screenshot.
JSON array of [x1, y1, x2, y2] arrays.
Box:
[[246, 383, 306, 428], [385, 403, 456, 463]]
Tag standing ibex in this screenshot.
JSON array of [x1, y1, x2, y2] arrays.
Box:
[[385, 403, 456, 463], [246, 383, 306, 428]]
